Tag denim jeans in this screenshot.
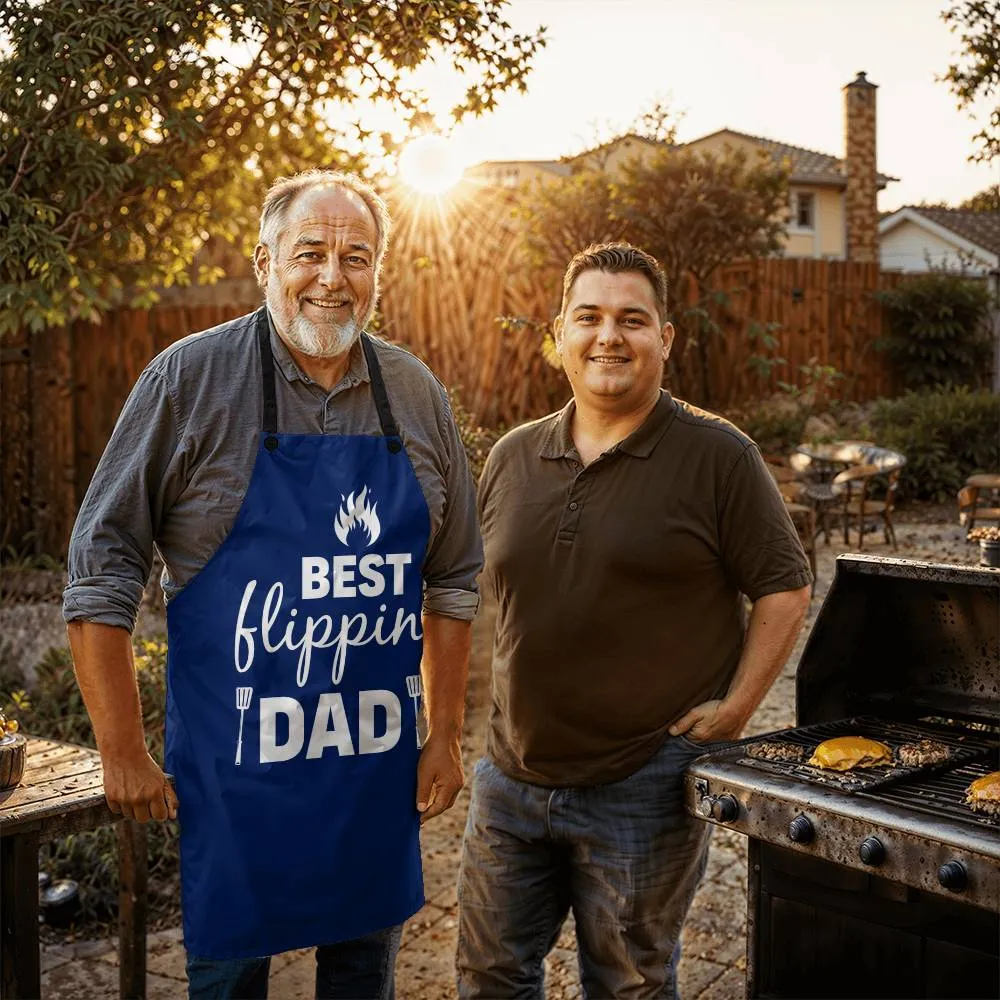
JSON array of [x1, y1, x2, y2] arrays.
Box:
[[456, 736, 715, 1000], [186, 924, 403, 999]]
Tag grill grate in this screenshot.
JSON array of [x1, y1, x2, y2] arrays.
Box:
[[868, 760, 1000, 829], [731, 716, 996, 794]]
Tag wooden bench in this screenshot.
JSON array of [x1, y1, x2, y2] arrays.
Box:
[[0, 736, 147, 999]]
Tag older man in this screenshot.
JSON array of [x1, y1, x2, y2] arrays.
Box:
[[65, 169, 482, 999], [457, 243, 811, 999]]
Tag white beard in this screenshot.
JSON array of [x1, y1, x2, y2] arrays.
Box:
[[283, 312, 362, 358]]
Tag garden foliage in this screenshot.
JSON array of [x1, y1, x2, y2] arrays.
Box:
[[871, 387, 1000, 502], [0, 0, 545, 335], [875, 272, 994, 390], [941, 0, 1000, 163]]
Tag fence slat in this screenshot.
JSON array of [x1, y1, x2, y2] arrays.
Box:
[[29, 324, 76, 555], [1, 328, 33, 549]]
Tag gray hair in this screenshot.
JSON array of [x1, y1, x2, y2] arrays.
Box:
[[256, 169, 391, 281]]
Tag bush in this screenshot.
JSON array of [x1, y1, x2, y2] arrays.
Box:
[[876, 273, 994, 390], [450, 390, 499, 482], [732, 402, 807, 457], [0, 641, 180, 930], [870, 387, 1000, 502]]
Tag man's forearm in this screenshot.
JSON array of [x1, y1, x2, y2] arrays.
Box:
[[720, 586, 811, 730], [68, 621, 177, 822], [420, 612, 472, 739], [67, 621, 147, 758]]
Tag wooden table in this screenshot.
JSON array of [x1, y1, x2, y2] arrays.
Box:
[[0, 736, 147, 999]]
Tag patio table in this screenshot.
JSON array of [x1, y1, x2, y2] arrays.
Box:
[[0, 735, 147, 999], [792, 440, 875, 480]]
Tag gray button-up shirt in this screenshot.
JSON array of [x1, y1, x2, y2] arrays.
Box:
[[64, 309, 483, 631]]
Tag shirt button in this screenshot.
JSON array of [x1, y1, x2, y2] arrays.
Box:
[[569, 501, 579, 511]]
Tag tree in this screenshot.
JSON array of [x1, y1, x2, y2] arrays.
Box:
[[941, 0, 1000, 162], [516, 170, 627, 275], [0, 1, 545, 334], [515, 145, 788, 401], [960, 183, 1000, 210]]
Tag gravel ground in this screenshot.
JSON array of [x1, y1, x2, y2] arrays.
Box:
[[12, 513, 986, 998]]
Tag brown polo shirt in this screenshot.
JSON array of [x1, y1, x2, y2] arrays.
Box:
[[479, 391, 812, 787]]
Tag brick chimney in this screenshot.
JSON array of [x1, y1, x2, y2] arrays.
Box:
[[843, 71, 878, 263]]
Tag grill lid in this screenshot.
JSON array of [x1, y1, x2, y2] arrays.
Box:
[[796, 555, 1000, 726]]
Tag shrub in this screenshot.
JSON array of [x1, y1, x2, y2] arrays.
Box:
[[0, 641, 180, 930], [733, 402, 808, 457], [870, 387, 1000, 502], [876, 273, 994, 390], [449, 390, 499, 482]]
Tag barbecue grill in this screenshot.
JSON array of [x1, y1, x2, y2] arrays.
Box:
[[684, 554, 1000, 999]]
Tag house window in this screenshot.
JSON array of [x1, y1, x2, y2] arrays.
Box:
[[793, 191, 815, 230]]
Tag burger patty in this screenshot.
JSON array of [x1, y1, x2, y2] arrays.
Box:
[[966, 796, 1000, 818], [896, 739, 951, 767], [746, 741, 807, 763], [966, 771, 1000, 817]]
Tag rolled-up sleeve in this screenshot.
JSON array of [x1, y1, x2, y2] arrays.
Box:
[[63, 367, 186, 631], [421, 395, 484, 622]]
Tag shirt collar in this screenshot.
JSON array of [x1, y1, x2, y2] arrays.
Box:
[[265, 307, 371, 389], [538, 391, 677, 461]]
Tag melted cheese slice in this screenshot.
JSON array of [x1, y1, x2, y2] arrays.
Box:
[[966, 771, 1000, 802], [807, 736, 892, 771]]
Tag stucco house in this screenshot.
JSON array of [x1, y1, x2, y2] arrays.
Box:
[[469, 72, 896, 263], [879, 206, 1000, 276]]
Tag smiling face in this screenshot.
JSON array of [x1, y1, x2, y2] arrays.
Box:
[[554, 268, 674, 414], [253, 184, 378, 358]]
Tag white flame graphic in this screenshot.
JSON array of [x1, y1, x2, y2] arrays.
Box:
[[334, 486, 381, 547]]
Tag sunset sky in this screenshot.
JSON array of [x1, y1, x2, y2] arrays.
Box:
[[388, 0, 997, 210]]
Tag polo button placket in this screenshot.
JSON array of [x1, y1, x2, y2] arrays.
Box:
[[557, 459, 593, 542]]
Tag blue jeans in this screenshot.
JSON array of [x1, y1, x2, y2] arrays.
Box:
[[186, 924, 403, 999], [456, 736, 715, 999]]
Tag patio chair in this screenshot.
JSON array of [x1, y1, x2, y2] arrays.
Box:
[[787, 452, 840, 545], [832, 448, 906, 550], [958, 474, 1000, 539]]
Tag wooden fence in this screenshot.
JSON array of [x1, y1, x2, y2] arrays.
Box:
[[3, 188, 905, 556]]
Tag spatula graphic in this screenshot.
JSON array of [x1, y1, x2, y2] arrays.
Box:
[[235, 686, 253, 765], [406, 675, 422, 747]]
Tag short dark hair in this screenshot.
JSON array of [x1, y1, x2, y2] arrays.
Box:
[[560, 242, 668, 323]]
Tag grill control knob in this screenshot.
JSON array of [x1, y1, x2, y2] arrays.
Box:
[[711, 794, 740, 823], [788, 815, 814, 844], [937, 861, 968, 891], [859, 836, 886, 866]]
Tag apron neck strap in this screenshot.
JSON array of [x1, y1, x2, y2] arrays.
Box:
[[256, 308, 279, 443], [256, 308, 402, 454], [360, 333, 402, 453]]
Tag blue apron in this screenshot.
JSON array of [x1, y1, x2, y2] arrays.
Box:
[[165, 308, 428, 960]]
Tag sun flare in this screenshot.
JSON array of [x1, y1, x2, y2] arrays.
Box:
[[397, 134, 465, 195]]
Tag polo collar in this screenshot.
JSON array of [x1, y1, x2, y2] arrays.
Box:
[[265, 307, 371, 388], [538, 391, 677, 461]]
